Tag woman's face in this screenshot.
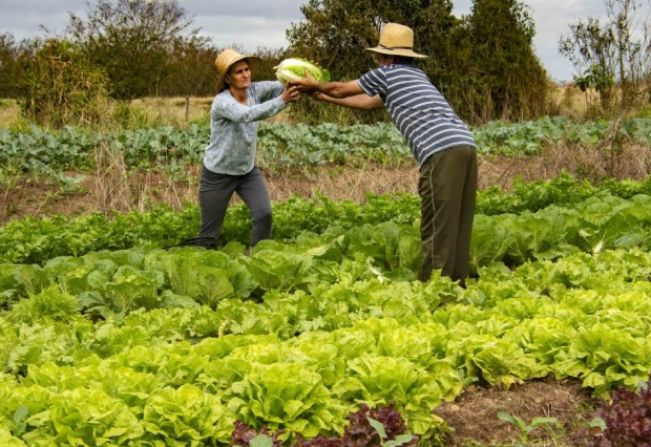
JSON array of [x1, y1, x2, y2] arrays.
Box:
[[226, 60, 252, 89]]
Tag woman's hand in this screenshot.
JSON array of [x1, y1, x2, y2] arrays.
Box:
[[282, 85, 301, 103]]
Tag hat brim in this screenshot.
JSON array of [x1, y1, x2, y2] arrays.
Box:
[[216, 55, 261, 91], [364, 47, 428, 59]]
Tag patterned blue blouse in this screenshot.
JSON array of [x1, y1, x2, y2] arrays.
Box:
[[203, 81, 286, 175]]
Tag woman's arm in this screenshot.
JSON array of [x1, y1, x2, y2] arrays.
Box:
[[255, 80, 285, 102], [216, 96, 285, 123], [314, 92, 384, 110], [216, 85, 299, 123]]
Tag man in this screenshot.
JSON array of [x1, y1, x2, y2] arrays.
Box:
[[292, 23, 477, 286]]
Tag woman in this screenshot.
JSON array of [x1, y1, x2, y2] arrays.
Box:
[[182, 49, 300, 249]]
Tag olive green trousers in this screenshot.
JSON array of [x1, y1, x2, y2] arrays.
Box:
[[417, 145, 477, 285]]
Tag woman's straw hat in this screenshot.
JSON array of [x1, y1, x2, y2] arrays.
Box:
[[215, 48, 261, 91], [365, 23, 428, 59]]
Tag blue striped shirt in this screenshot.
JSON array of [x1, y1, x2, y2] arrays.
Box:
[[358, 64, 475, 166]]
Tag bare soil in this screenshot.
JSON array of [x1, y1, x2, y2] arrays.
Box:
[[435, 379, 598, 447]]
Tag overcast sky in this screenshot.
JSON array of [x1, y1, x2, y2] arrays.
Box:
[[1, 0, 649, 81]]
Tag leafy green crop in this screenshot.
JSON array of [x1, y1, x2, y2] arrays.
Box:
[[275, 58, 331, 84], [2, 117, 650, 175], [3, 178, 651, 444]]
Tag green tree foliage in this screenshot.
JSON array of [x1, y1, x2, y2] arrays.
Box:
[[0, 33, 22, 98], [67, 0, 205, 99], [462, 0, 549, 121], [159, 37, 217, 97], [286, 0, 549, 124], [18, 39, 109, 128]]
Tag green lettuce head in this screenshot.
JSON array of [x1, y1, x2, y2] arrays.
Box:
[[275, 58, 331, 84]]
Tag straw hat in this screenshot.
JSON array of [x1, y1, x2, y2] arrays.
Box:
[[215, 48, 261, 91], [365, 23, 428, 59]]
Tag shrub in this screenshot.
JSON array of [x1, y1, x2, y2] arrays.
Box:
[[18, 39, 109, 128]]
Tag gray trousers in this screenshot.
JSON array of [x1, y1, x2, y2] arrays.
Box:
[[199, 165, 272, 246], [418, 145, 477, 285]]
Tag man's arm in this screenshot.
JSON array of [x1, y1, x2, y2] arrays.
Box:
[[314, 92, 383, 110], [293, 74, 363, 98]]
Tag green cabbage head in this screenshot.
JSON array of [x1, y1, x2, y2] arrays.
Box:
[[275, 58, 331, 84]]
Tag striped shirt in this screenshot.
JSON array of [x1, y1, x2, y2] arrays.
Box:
[[358, 64, 475, 166]]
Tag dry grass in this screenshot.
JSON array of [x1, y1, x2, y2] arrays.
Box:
[[0, 95, 295, 129], [479, 142, 651, 189], [0, 99, 20, 127], [128, 96, 213, 126], [0, 83, 595, 129], [479, 117, 651, 189], [93, 140, 132, 212], [2, 134, 651, 224], [264, 162, 419, 202]]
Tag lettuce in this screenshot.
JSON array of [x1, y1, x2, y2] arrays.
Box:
[[142, 384, 235, 445], [0, 428, 26, 447], [275, 58, 331, 84]]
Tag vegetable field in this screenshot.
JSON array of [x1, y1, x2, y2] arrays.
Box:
[[2, 117, 650, 176], [2, 174, 651, 445]]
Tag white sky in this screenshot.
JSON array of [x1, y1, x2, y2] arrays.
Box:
[[1, 0, 648, 81]]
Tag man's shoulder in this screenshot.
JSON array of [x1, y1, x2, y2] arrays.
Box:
[[387, 63, 423, 74]]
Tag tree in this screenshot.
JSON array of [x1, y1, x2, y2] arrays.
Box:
[[464, 0, 549, 121], [160, 37, 218, 97], [286, 0, 457, 123], [18, 39, 109, 128], [67, 0, 205, 99], [286, 0, 548, 124], [560, 17, 618, 110], [0, 33, 21, 97], [559, 0, 650, 111]]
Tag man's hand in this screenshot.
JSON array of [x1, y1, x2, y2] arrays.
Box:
[[281, 85, 301, 103], [290, 71, 319, 93]]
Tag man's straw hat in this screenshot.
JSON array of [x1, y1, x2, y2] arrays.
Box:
[[215, 48, 261, 91], [365, 23, 428, 59]]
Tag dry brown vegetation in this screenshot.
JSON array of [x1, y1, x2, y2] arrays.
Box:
[[2, 137, 650, 224]]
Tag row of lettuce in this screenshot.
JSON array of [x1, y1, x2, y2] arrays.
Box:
[[3, 174, 651, 266], [2, 175, 651, 445], [2, 116, 650, 174], [1, 244, 651, 445]]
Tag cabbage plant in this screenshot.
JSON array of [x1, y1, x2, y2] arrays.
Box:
[[275, 58, 331, 84]]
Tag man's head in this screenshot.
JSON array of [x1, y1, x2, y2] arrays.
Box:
[[365, 23, 427, 60], [373, 53, 414, 66]]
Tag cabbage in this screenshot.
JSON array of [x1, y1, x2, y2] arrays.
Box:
[[275, 58, 331, 84]]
